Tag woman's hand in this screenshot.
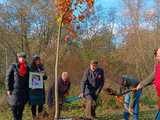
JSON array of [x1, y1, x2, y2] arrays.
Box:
[[136, 83, 142, 90], [128, 107, 133, 115]]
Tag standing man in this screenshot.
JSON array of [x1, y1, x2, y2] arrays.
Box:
[[5, 52, 29, 120], [80, 60, 104, 119]]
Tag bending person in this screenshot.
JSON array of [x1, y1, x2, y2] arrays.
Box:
[[47, 72, 71, 116], [107, 75, 141, 120]]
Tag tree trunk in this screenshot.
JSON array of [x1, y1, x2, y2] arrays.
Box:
[[54, 16, 63, 120]]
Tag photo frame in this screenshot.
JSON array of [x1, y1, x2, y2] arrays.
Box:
[[29, 72, 43, 89]]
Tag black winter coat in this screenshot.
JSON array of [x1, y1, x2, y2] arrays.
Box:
[[29, 64, 47, 105], [5, 63, 29, 106]]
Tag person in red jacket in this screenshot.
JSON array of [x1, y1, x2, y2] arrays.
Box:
[[137, 48, 160, 119]]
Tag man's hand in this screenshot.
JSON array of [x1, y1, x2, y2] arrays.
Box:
[[136, 83, 142, 90], [7, 91, 12, 96], [128, 107, 133, 115], [79, 93, 84, 98]]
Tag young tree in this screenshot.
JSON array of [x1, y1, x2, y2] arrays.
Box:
[[50, 0, 94, 119]]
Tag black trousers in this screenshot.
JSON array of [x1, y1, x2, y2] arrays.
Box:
[[31, 104, 43, 118], [11, 105, 25, 120]]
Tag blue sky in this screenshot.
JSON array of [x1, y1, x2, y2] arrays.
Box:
[[0, 0, 155, 13], [0, 0, 157, 44], [93, 0, 156, 45], [96, 0, 155, 13], [0, 0, 123, 9], [0, 0, 6, 4], [96, 0, 122, 9]]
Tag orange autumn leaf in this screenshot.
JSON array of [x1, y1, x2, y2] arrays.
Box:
[[55, 0, 94, 41], [79, 0, 84, 4], [86, 0, 94, 8], [78, 15, 85, 21], [63, 10, 73, 24], [115, 96, 124, 104]]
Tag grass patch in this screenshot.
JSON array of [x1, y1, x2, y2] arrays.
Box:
[[0, 85, 158, 120], [0, 100, 158, 120], [141, 95, 156, 108]]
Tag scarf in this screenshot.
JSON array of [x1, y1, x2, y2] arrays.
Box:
[[18, 57, 27, 77]]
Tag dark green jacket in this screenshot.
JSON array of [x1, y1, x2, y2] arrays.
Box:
[[5, 63, 29, 106]]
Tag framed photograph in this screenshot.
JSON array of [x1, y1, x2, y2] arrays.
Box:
[[29, 72, 43, 89]]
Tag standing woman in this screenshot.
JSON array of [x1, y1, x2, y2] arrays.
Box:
[[5, 52, 29, 120], [29, 54, 47, 119], [137, 48, 160, 119]]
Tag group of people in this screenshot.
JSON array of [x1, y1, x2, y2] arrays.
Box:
[[5, 53, 48, 120], [5, 47, 160, 120], [5, 52, 104, 120], [106, 48, 160, 120], [5, 53, 72, 120]]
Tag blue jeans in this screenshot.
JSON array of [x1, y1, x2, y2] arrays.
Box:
[[123, 90, 141, 120], [155, 111, 160, 120]]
